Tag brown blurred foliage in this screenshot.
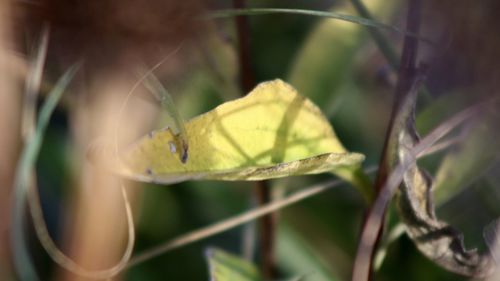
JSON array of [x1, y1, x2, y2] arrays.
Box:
[[21, 0, 206, 71], [2, 1, 210, 281], [424, 0, 500, 96]]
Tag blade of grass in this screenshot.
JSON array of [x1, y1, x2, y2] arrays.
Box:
[[11, 64, 79, 281], [349, 0, 399, 68], [11, 26, 50, 281], [208, 8, 399, 32], [349, 0, 432, 102], [114, 44, 182, 161], [21, 26, 49, 139], [207, 8, 434, 46], [28, 181, 135, 279], [125, 177, 350, 269], [142, 74, 189, 163], [18, 59, 137, 280]]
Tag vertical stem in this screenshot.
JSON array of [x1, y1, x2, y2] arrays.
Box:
[[232, 0, 275, 279], [374, 0, 421, 193], [233, 0, 255, 92], [355, 0, 422, 280], [255, 180, 276, 279]]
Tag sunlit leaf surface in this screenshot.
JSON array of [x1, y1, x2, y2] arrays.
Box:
[[113, 79, 364, 184]]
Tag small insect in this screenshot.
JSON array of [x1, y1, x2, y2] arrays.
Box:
[[180, 139, 189, 163], [143, 72, 189, 164], [169, 136, 189, 163], [114, 79, 365, 186]]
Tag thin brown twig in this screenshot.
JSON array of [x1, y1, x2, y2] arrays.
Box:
[[233, 0, 254, 93], [232, 0, 276, 278], [373, 0, 422, 195], [255, 180, 276, 278], [123, 131, 466, 271], [356, 0, 422, 279], [126, 177, 344, 269]]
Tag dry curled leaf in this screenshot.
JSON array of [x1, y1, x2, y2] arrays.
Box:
[[394, 85, 498, 277]]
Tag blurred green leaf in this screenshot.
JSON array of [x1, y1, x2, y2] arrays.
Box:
[[277, 225, 342, 281], [349, 0, 399, 69], [285, 0, 396, 203], [287, 0, 397, 106], [206, 248, 261, 281], [208, 8, 404, 35], [416, 93, 467, 135], [434, 112, 500, 205]]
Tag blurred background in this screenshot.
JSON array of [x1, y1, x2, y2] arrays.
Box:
[[1, 0, 500, 280]]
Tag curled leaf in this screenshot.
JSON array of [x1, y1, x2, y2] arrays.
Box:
[[395, 94, 497, 277]]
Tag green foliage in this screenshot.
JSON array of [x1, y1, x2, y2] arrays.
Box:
[[206, 248, 261, 281], [12, 1, 499, 281], [434, 112, 500, 205]]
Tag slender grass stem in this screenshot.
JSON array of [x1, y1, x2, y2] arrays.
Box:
[[207, 8, 434, 46], [124, 135, 463, 269], [12, 64, 79, 281]]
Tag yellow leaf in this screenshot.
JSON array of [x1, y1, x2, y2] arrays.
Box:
[[111, 79, 365, 184]]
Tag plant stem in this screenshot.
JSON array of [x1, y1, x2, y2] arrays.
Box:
[[349, 0, 432, 103], [233, 0, 254, 92], [232, 0, 276, 278], [255, 180, 276, 279], [126, 176, 347, 269], [124, 118, 468, 269], [358, 0, 422, 279], [374, 0, 421, 193]]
